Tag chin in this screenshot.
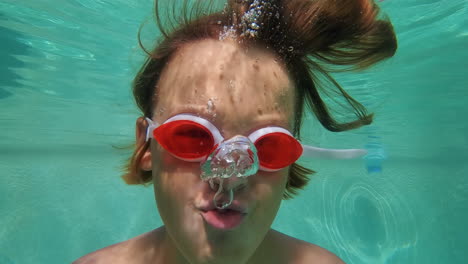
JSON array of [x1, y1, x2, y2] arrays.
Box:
[[186, 224, 246, 262]]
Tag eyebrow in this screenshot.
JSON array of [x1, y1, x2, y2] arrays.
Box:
[[171, 105, 292, 134], [174, 105, 221, 121], [251, 113, 292, 131]]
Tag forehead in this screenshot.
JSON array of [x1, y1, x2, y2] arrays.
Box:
[[154, 39, 295, 131]]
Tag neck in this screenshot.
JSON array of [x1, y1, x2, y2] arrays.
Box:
[[150, 227, 190, 264]]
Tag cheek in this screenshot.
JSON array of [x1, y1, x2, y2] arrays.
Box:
[[151, 147, 202, 211], [152, 142, 201, 180], [252, 170, 288, 209], [258, 169, 289, 189], [244, 171, 287, 232]]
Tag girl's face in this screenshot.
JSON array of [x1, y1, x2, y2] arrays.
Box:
[[146, 39, 295, 264]]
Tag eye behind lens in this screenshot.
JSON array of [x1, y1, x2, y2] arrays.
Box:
[[255, 132, 303, 170], [154, 120, 215, 160]]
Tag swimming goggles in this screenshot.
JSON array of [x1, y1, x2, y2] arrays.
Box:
[[145, 113, 367, 171]]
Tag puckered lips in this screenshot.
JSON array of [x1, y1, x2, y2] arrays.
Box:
[[198, 201, 248, 230]]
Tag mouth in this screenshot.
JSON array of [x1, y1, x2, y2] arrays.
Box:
[[198, 200, 248, 231], [201, 209, 247, 230]]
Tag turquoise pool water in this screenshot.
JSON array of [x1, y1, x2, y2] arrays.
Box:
[[1, 0, 467, 263]]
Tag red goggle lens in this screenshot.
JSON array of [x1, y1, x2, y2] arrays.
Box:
[[153, 120, 214, 160], [255, 132, 303, 170]]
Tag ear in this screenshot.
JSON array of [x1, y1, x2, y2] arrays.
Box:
[[136, 117, 152, 171]]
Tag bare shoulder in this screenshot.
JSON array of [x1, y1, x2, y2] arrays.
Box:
[[72, 242, 124, 264], [268, 229, 345, 264], [296, 243, 345, 264], [72, 229, 160, 264], [72, 238, 137, 264]]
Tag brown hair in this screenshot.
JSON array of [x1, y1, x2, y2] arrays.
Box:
[[122, 0, 397, 199]]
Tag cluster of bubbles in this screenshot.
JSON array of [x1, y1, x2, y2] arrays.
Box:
[[240, 0, 265, 38], [219, 25, 237, 41], [219, 0, 271, 40]]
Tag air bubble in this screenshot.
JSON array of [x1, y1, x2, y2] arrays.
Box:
[[207, 99, 215, 112], [219, 25, 237, 41], [200, 136, 259, 181], [239, 0, 265, 38], [229, 80, 235, 89]]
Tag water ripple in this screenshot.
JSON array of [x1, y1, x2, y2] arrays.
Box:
[[319, 175, 419, 264]]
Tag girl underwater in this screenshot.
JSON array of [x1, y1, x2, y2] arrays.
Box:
[[74, 0, 396, 263]]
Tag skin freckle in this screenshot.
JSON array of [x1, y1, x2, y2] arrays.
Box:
[[219, 74, 224, 80]]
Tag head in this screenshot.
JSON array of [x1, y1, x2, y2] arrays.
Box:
[[123, 0, 396, 263]]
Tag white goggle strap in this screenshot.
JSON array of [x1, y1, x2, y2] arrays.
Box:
[[145, 117, 159, 142], [301, 145, 367, 159], [248, 126, 367, 160]]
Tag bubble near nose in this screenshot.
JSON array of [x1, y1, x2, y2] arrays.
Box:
[[207, 99, 215, 112], [209, 178, 234, 210], [200, 136, 259, 181]]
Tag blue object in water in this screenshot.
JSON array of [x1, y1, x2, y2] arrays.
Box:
[[364, 138, 386, 173], [365, 157, 383, 173]]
